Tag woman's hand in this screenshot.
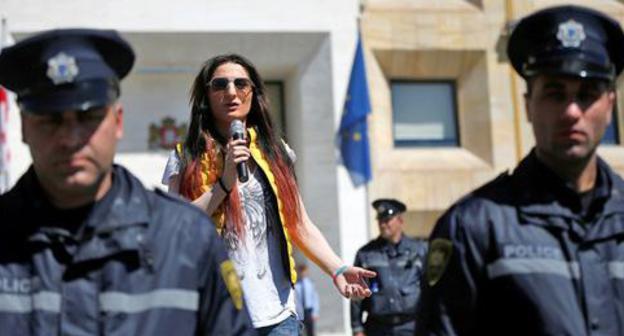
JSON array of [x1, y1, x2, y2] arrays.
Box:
[[222, 138, 250, 190], [333, 266, 376, 299]]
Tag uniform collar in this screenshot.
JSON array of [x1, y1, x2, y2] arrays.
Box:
[[83, 164, 150, 233], [515, 150, 624, 240], [379, 235, 407, 256], [515, 150, 612, 218], [25, 165, 149, 263]]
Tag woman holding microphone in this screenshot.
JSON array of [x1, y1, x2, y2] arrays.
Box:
[[162, 54, 375, 335]]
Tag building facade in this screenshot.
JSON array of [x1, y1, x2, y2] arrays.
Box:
[[4, 0, 624, 334], [362, 0, 624, 239]]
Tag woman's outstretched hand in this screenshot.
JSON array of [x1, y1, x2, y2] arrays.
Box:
[[333, 266, 377, 299]]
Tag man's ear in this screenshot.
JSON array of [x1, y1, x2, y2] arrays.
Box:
[[606, 90, 616, 125], [114, 103, 124, 140]]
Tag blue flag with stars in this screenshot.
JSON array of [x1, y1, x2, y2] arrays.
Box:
[[338, 35, 371, 186]]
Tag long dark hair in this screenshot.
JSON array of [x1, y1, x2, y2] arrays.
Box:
[[179, 54, 302, 238]]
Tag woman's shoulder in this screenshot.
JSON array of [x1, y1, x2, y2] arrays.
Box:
[[161, 143, 189, 185]]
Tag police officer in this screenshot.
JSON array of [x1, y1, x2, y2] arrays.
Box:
[[351, 199, 428, 336], [0, 29, 254, 335], [416, 5, 624, 335]]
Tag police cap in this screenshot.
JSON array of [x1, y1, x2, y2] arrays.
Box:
[[0, 28, 135, 114], [372, 198, 406, 221], [507, 5, 624, 81]]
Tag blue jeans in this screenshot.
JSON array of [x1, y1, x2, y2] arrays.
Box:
[[256, 315, 302, 336]]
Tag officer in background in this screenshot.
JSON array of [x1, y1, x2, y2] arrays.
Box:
[[295, 261, 320, 336], [0, 29, 254, 335], [351, 199, 428, 336], [416, 5, 624, 335]]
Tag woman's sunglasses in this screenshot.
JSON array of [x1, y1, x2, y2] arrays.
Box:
[[207, 77, 254, 95]]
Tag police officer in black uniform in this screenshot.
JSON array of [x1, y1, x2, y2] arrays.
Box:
[[416, 5, 624, 335], [351, 199, 428, 336], [0, 29, 255, 335]]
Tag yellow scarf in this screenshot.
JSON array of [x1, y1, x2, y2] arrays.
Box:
[[178, 128, 298, 284]]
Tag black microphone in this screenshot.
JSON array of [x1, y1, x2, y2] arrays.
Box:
[[230, 120, 249, 183]]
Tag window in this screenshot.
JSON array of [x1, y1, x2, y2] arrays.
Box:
[[265, 81, 286, 136], [391, 81, 460, 147], [602, 110, 619, 145]]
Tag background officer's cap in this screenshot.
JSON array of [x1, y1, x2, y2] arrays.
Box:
[[0, 28, 135, 114], [372, 199, 406, 221], [507, 5, 624, 81]]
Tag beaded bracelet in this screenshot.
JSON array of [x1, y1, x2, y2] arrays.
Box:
[[332, 265, 349, 281], [218, 177, 231, 195]]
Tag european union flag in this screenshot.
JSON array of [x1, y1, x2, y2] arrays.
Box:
[[338, 35, 371, 186]]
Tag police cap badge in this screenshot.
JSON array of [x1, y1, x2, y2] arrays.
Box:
[[507, 5, 624, 81], [0, 28, 135, 114]]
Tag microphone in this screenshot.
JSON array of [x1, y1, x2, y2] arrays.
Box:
[[230, 120, 249, 183]]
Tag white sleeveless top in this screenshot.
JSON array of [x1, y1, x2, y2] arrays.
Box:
[[161, 147, 298, 328]]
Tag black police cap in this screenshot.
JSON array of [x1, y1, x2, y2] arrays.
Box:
[[372, 198, 406, 221], [507, 5, 624, 81], [0, 28, 135, 114]]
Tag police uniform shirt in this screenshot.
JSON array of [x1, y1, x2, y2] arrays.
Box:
[[530, 150, 611, 222], [26, 167, 110, 262], [416, 151, 624, 335], [352, 235, 427, 333], [0, 165, 255, 335]]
